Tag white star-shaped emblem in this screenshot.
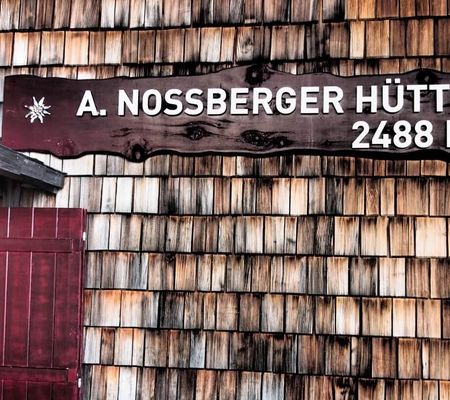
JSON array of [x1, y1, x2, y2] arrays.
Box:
[[25, 97, 51, 123]]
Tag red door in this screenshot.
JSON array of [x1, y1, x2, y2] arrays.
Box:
[[0, 208, 85, 399]]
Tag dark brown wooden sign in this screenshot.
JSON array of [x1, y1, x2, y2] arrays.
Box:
[[3, 66, 450, 160]]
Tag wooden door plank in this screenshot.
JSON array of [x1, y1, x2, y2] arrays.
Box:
[[29, 253, 56, 367], [27, 382, 52, 399], [9, 208, 33, 237], [53, 252, 82, 373], [4, 252, 31, 366]]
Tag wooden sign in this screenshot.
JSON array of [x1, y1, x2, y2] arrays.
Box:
[[3, 65, 450, 161]]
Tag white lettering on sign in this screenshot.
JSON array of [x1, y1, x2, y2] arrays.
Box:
[[76, 90, 106, 116], [74, 76, 450, 152]]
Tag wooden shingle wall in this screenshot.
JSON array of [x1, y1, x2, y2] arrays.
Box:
[[2, 1, 450, 399]]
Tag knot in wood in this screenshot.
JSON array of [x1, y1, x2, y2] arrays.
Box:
[[416, 69, 438, 85], [241, 130, 292, 149], [185, 126, 209, 141], [245, 64, 268, 85], [272, 136, 292, 148], [241, 130, 270, 147], [130, 144, 146, 162]]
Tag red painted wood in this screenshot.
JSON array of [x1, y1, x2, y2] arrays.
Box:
[[0, 367, 67, 382], [29, 253, 55, 367], [0, 208, 85, 400], [4, 252, 31, 367], [33, 209, 57, 238], [53, 383, 78, 400], [3, 380, 27, 398], [0, 254, 6, 366], [8, 208, 33, 238], [0, 238, 82, 253], [57, 209, 85, 239], [27, 382, 52, 398], [54, 253, 82, 373]]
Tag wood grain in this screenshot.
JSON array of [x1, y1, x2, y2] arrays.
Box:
[[5, 67, 450, 161]]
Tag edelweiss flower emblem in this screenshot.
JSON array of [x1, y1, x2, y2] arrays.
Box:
[[25, 97, 51, 123]]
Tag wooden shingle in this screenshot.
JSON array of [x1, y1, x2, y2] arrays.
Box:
[[429, 339, 450, 379], [263, 0, 288, 22], [325, 336, 351, 376], [376, 0, 398, 17], [200, 27, 221, 63], [264, 216, 285, 254], [406, 258, 430, 298], [406, 19, 434, 56], [430, 179, 450, 216], [239, 294, 261, 332], [396, 178, 428, 215], [184, 293, 203, 329], [145, 330, 168, 367], [330, 22, 349, 58], [336, 296, 360, 335], [307, 256, 327, 294], [360, 217, 388, 256], [416, 217, 447, 258], [350, 257, 378, 296], [41, 32, 65, 65], [327, 257, 349, 295], [362, 298, 391, 336], [235, 217, 263, 254], [334, 217, 360, 255], [206, 332, 229, 370], [325, 178, 343, 215], [261, 294, 284, 332], [393, 298, 416, 337], [65, 31, 89, 65], [380, 178, 395, 215], [390, 217, 415, 256], [285, 295, 313, 333], [358, 0, 375, 18], [398, 339, 421, 378], [315, 296, 335, 334], [350, 21, 364, 59], [159, 293, 185, 329], [250, 256, 270, 293], [323, 0, 345, 21], [291, 0, 318, 22], [12, 32, 28, 66], [372, 338, 397, 378], [379, 258, 405, 297], [105, 31, 122, 64], [155, 29, 184, 63], [216, 293, 238, 331], [431, 259, 450, 298], [366, 21, 389, 58], [144, 0, 162, 27], [219, 27, 235, 62], [298, 335, 325, 374], [100, 328, 115, 365], [417, 299, 441, 338], [0, 0, 20, 30], [365, 178, 379, 215], [71, 0, 100, 27], [297, 216, 334, 255]]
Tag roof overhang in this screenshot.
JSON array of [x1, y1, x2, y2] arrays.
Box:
[[0, 144, 65, 193]]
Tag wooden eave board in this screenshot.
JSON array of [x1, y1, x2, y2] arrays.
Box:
[[0, 144, 65, 193]]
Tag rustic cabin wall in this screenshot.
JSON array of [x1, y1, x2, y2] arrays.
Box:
[[1, 0, 450, 399]]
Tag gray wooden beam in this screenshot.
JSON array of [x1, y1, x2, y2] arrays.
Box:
[[0, 145, 65, 193]]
